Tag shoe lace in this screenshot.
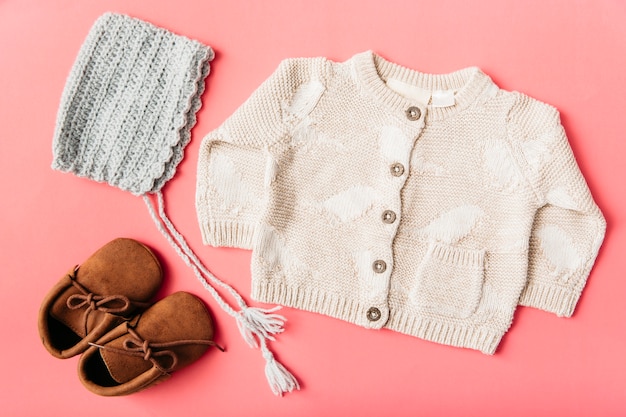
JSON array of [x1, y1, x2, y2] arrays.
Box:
[[66, 266, 140, 335], [90, 327, 224, 374]]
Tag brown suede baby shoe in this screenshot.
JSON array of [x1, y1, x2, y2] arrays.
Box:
[[38, 238, 163, 359], [78, 291, 221, 396]]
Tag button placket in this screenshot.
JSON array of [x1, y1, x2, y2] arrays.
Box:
[[365, 106, 423, 329]]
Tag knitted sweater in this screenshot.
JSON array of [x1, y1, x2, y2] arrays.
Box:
[[196, 51, 605, 354]]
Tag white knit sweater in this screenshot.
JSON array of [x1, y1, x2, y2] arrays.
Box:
[[196, 51, 605, 354]]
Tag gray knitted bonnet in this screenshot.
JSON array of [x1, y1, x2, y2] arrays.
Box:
[[52, 12, 212, 195], [51, 13, 298, 396]]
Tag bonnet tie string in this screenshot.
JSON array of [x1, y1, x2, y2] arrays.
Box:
[[143, 191, 299, 395]]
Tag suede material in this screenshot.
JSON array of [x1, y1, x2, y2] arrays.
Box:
[[38, 238, 163, 358], [78, 292, 216, 396]]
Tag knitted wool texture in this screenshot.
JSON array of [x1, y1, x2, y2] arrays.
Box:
[[52, 12, 213, 195], [196, 51, 606, 354]]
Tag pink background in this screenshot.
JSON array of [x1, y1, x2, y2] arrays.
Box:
[[1, 0, 625, 415]]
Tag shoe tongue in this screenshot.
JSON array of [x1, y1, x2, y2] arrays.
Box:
[[50, 287, 88, 338], [100, 336, 153, 384], [50, 286, 108, 339]]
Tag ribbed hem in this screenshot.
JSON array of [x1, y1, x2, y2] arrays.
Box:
[[386, 309, 502, 354], [352, 51, 495, 121], [200, 221, 256, 249], [253, 280, 375, 326], [519, 281, 580, 317], [253, 280, 504, 355]]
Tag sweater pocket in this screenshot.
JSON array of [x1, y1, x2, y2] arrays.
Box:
[[412, 242, 485, 319]]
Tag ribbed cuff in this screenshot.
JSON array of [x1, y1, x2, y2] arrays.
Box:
[[518, 281, 581, 317], [200, 221, 256, 249]]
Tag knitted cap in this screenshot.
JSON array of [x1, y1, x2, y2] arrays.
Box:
[[52, 12, 214, 195]]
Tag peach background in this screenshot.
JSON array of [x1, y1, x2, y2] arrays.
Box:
[[1, 0, 625, 415]]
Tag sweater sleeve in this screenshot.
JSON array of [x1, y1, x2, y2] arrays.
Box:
[[513, 95, 606, 317], [196, 57, 329, 249]]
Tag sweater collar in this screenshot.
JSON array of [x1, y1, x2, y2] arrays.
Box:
[[352, 51, 496, 121]]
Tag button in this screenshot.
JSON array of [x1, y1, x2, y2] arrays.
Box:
[[367, 307, 382, 322], [390, 163, 405, 177], [372, 260, 387, 273], [406, 106, 422, 121], [382, 210, 396, 224]]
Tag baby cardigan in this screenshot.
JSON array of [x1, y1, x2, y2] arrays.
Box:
[[196, 51, 605, 354]]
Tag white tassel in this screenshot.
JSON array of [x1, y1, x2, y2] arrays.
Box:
[[236, 314, 259, 348], [244, 306, 286, 338], [236, 306, 286, 348], [261, 341, 300, 396]]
